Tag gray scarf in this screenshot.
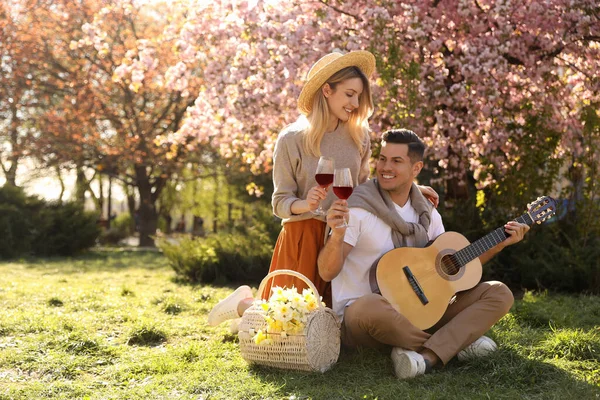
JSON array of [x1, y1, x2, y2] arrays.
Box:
[[348, 179, 432, 248]]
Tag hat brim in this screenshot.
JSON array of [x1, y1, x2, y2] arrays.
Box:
[[297, 51, 376, 115]]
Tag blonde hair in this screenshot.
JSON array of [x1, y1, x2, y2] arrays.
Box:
[[303, 66, 374, 157]]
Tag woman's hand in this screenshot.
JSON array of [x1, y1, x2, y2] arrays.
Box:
[[306, 185, 328, 211], [417, 185, 439, 208]]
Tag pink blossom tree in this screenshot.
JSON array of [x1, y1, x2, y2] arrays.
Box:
[[169, 0, 599, 207], [7, 0, 598, 243]]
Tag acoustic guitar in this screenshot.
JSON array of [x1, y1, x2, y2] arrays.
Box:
[[374, 196, 556, 330]]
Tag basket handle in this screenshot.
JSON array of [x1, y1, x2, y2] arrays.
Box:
[[256, 269, 324, 310]]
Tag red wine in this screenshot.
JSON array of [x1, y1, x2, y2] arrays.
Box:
[[333, 186, 353, 200], [315, 173, 334, 187]]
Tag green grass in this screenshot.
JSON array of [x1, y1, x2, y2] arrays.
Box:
[[0, 250, 599, 399]]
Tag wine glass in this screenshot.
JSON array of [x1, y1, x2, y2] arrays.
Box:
[[312, 156, 335, 216], [333, 168, 354, 228]]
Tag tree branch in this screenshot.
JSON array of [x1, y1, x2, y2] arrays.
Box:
[[317, 0, 362, 21]]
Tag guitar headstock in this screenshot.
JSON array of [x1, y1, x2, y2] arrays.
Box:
[[527, 196, 557, 224]]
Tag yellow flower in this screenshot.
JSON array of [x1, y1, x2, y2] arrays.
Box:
[[253, 329, 268, 345], [258, 285, 320, 345]]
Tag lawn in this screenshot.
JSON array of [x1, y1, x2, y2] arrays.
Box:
[[0, 250, 599, 399]]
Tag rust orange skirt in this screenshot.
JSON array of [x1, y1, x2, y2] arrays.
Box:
[[261, 219, 332, 307]]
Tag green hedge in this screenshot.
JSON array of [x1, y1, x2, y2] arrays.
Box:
[[484, 217, 600, 294], [0, 204, 33, 258], [33, 202, 100, 256], [441, 194, 600, 294], [158, 229, 274, 284], [0, 185, 100, 258]]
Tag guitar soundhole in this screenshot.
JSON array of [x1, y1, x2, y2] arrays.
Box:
[[440, 254, 460, 276]]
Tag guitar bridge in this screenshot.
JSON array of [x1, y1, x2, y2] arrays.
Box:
[[403, 266, 429, 305]]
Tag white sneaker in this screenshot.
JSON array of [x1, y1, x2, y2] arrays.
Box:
[[457, 336, 498, 361], [391, 348, 427, 379], [207, 286, 253, 326]]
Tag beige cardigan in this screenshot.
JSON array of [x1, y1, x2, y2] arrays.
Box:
[[272, 121, 371, 224]]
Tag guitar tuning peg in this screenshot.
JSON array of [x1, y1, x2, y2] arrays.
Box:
[[537, 220, 542, 224]]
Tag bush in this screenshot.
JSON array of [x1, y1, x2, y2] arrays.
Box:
[[0, 185, 100, 258], [437, 188, 600, 294], [211, 229, 274, 282], [98, 228, 129, 245], [33, 201, 100, 256], [0, 204, 33, 258], [159, 238, 219, 283], [98, 213, 134, 245], [158, 228, 273, 284], [113, 212, 134, 236], [485, 217, 600, 294]]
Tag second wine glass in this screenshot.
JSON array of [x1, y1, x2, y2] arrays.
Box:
[[333, 168, 354, 228], [312, 156, 334, 216]]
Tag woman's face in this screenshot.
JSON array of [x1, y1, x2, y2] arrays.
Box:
[[323, 77, 364, 123]]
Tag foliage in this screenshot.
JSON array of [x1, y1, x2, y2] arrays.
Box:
[[9, 0, 211, 246], [6, 0, 597, 195], [98, 212, 134, 245], [33, 201, 100, 256], [159, 229, 274, 284], [159, 237, 220, 283], [481, 210, 600, 294], [156, 0, 600, 196], [0, 185, 99, 258], [0, 204, 33, 258], [0, 252, 599, 399], [0, 1, 42, 186], [112, 212, 135, 236]]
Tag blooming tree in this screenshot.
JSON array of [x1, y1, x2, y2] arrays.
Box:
[[168, 0, 599, 205], [25, 0, 207, 246], [0, 1, 45, 186], [4, 0, 598, 244]]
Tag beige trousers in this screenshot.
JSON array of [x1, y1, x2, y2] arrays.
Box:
[[341, 281, 514, 364]]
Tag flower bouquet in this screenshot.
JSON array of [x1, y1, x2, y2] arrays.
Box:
[[251, 286, 322, 345]]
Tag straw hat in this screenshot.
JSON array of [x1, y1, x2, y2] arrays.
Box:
[[297, 50, 376, 115]]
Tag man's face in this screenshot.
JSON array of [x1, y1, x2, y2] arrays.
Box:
[[376, 141, 423, 194]]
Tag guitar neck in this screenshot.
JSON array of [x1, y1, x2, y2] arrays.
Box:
[[454, 213, 533, 266]]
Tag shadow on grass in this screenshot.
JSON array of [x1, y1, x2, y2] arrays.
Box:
[[241, 346, 600, 399], [19, 249, 168, 273]]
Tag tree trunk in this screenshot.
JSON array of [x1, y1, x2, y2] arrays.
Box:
[[135, 165, 167, 247], [107, 175, 112, 228], [3, 102, 20, 187], [138, 188, 158, 247], [3, 158, 18, 187], [98, 174, 104, 219], [55, 165, 65, 202], [74, 166, 87, 204], [123, 182, 138, 232]]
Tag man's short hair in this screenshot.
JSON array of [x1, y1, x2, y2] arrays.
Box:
[[381, 129, 425, 163]]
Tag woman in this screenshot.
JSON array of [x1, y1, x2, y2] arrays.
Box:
[[208, 51, 437, 327]]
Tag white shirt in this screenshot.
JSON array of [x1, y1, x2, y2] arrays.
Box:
[[331, 198, 445, 319]]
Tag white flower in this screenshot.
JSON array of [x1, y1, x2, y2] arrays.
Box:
[[257, 285, 319, 345]]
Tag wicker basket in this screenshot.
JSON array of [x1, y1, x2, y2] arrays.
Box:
[[238, 269, 341, 372]]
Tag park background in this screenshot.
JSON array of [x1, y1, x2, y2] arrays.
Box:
[[0, 0, 599, 398]]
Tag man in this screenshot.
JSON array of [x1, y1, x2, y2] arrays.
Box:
[[317, 129, 529, 379]]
